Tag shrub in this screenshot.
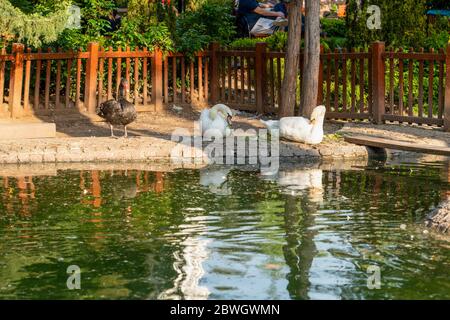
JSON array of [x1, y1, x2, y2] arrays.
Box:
[[321, 18, 346, 38], [345, 0, 428, 49], [174, 1, 236, 55], [228, 32, 288, 51]]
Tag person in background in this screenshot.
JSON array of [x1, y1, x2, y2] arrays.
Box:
[[237, 0, 286, 31], [273, 0, 287, 16], [107, 9, 122, 33]]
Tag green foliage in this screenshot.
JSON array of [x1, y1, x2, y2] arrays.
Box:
[[108, 18, 174, 51], [321, 37, 347, 50], [320, 18, 346, 38], [0, 0, 70, 47], [174, 1, 236, 55], [345, 0, 430, 49], [228, 32, 287, 51], [265, 31, 288, 51]]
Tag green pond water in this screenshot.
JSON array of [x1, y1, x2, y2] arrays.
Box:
[[0, 160, 449, 300]]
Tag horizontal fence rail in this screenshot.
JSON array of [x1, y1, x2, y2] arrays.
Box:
[[0, 41, 449, 131]]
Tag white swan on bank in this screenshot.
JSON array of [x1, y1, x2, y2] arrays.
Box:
[[200, 104, 233, 137], [260, 105, 326, 144]]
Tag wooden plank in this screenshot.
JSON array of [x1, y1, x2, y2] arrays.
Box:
[[190, 59, 194, 103], [350, 48, 355, 112], [428, 48, 434, 118], [204, 57, 209, 103], [438, 48, 445, 119], [382, 114, 443, 126], [341, 48, 347, 112], [408, 51, 413, 117], [418, 48, 424, 118], [359, 48, 365, 113], [172, 55, 177, 103], [125, 46, 130, 100], [334, 48, 339, 111], [98, 52, 104, 107], [34, 49, 42, 110], [326, 112, 371, 120], [164, 56, 168, 103], [143, 48, 148, 105], [44, 48, 52, 109], [344, 135, 450, 156], [107, 47, 113, 100], [65, 57, 72, 108], [398, 48, 404, 115], [134, 54, 140, 105], [0, 48, 5, 104], [23, 48, 32, 112], [75, 50, 82, 110], [181, 56, 185, 103], [55, 48, 62, 109], [198, 56, 203, 102]]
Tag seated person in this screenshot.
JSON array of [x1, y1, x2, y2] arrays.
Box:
[[273, 0, 287, 16], [237, 0, 285, 32]]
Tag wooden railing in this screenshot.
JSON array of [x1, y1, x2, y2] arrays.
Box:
[[0, 41, 449, 131]]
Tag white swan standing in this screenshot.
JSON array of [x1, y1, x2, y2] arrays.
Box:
[[200, 104, 233, 137], [261, 105, 326, 144]]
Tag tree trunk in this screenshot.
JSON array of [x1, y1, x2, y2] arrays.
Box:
[[299, 0, 321, 117], [279, 0, 303, 117]]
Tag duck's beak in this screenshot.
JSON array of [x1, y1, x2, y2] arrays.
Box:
[[227, 115, 233, 127]]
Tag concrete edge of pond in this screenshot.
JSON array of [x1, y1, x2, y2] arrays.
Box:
[[0, 135, 375, 164], [0, 135, 447, 166]]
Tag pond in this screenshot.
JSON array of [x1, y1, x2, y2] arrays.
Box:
[[0, 159, 449, 300]]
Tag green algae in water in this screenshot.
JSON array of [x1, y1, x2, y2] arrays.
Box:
[[0, 161, 449, 300]]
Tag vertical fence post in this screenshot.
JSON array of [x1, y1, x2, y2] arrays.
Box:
[[152, 48, 163, 112], [255, 42, 266, 114], [84, 42, 99, 113], [209, 42, 220, 104], [8, 43, 24, 118], [444, 44, 450, 132], [317, 44, 324, 105], [371, 41, 385, 124]]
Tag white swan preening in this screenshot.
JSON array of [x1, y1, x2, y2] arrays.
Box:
[[261, 105, 326, 145], [200, 104, 233, 137]]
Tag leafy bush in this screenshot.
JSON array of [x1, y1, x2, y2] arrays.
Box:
[[321, 18, 346, 38], [229, 32, 288, 51], [174, 2, 236, 55], [107, 17, 174, 51], [0, 0, 70, 48], [321, 37, 347, 50], [345, 0, 429, 48]]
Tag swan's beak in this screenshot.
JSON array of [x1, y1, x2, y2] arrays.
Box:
[[311, 118, 316, 125], [227, 115, 233, 127]]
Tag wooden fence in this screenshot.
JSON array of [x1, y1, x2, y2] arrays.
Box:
[[0, 41, 449, 130]]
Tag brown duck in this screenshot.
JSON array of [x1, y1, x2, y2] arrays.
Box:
[[97, 79, 137, 138]]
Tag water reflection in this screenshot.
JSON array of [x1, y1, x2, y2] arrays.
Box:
[[0, 160, 449, 299]]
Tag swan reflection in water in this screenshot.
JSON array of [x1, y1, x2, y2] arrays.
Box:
[[262, 165, 324, 203], [199, 166, 232, 196]]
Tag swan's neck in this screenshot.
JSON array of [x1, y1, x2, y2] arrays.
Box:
[[310, 117, 324, 133]]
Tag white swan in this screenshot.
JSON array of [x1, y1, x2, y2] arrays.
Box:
[[200, 104, 233, 137], [260, 105, 326, 144]]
